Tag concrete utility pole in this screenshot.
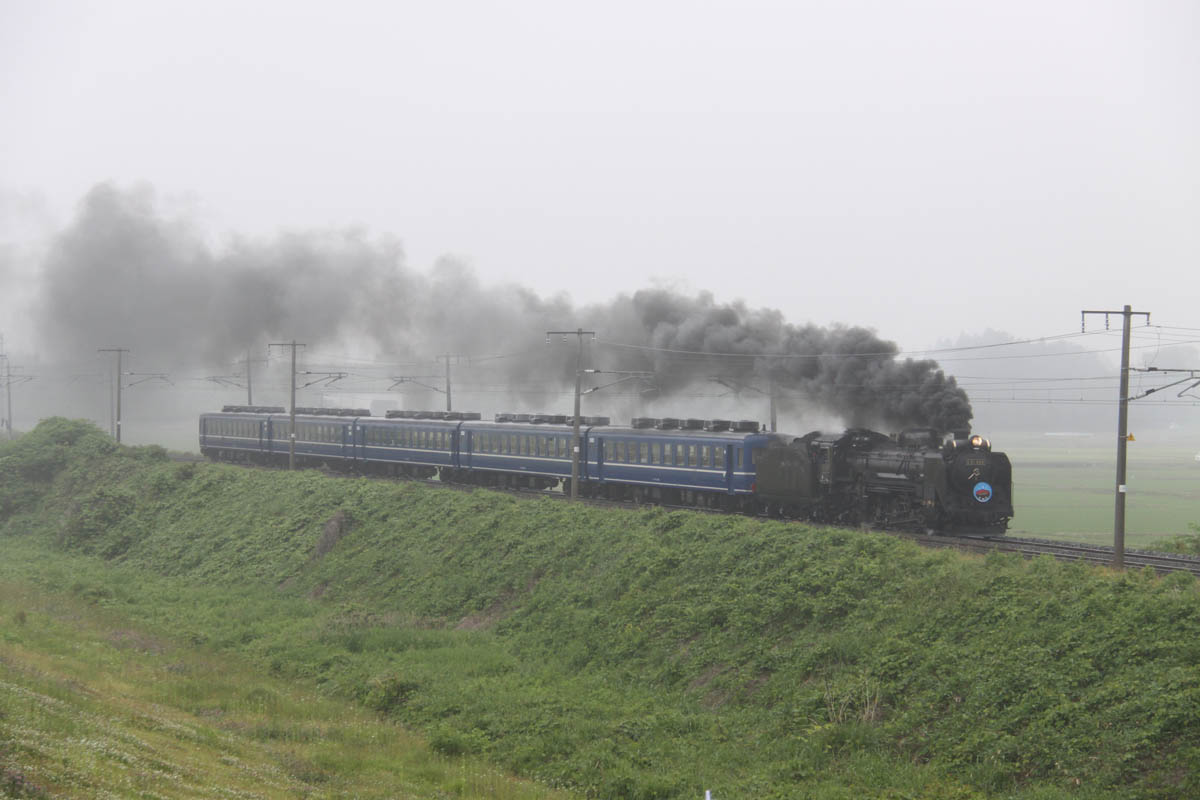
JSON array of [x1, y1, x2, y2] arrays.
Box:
[[547, 328, 596, 500], [3, 357, 9, 439], [0, 352, 9, 439], [710, 375, 777, 432], [97, 348, 130, 443], [0, 335, 9, 439], [1081, 306, 1151, 570], [768, 375, 777, 433], [436, 354, 467, 412], [0, 361, 34, 441], [388, 355, 465, 410], [0, 335, 5, 437], [269, 340, 306, 470], [245, 351, 254, 405]]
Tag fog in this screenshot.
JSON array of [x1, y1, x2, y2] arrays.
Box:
[[2, 1, 1198, 447]]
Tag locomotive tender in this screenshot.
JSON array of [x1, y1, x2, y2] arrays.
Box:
[[199, 407, 1012, 534]]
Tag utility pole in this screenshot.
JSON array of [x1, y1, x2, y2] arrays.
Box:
[[436, 354, 467, 412], [710, 375, 777, 432], [547, 328, 596, 500], [97, 348, 130, 443], [1081, 306, 1151, 570], [2, 356, 9, 439], [0, 335, 5, 438], [269, 340, 306, 470], [1, 353, 9, 439], [245, 351, 254, 405], [768, 374, 777, 433], [0, 335, 9, 439], [0, 359, 34, 441]]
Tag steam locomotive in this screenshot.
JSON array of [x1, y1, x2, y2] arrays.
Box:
[[199, 407, 1012, 535], [754, 427, 1012, 533]]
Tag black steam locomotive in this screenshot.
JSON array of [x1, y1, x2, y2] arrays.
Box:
[[754, 428, 1012, 534]]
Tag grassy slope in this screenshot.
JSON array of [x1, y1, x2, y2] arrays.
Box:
[[3, 419, 1200, 799], [0, 573, 571, 800]]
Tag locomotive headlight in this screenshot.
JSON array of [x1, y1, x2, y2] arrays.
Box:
[[970, 435, 984, 448]]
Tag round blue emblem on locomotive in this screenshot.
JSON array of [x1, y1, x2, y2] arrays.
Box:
[[973, 482, 993, 503]]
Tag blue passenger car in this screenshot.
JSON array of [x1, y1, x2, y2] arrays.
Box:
[[199, 408, 279, 462], [582, 421, 776, 508], [356, 415, 462, 478], [456, 418, 582, 489], [282, 414, 356, 464]]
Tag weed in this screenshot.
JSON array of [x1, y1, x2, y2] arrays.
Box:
[[3, 418, 1200, 798]]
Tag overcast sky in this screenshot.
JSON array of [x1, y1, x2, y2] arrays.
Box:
[[2, 0, 1197, 353]]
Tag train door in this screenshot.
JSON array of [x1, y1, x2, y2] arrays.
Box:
[[453, 424, 468, 470], [576, 430, 587, 480], [352, 421, 365, 464], [592, 434, 605, 482], [724, 444, 735, 492]]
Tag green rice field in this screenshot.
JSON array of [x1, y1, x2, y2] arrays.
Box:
[[1001, 433, 1200, 547]]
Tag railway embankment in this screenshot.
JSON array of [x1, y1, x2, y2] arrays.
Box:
[[3, 418, 1200, 799]]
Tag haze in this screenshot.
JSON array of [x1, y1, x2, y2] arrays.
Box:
[[2, 0, 1198, 444]]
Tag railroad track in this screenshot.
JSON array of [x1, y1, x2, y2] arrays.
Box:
[[175, 453, 1200, 577], [898, 532, 1200, 577]]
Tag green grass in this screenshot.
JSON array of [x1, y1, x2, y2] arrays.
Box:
[[0, 573, 573, 800], [4, 418, 1200, 799]]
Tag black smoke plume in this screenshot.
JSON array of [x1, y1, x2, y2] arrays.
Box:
[[31, 183, 972, 432]]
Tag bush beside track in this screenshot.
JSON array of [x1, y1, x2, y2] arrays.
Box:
[[3, 418, 1200, 799]]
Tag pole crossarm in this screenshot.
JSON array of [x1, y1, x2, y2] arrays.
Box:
[[546, 329, 597, 342], [1081, 309, 1151, 331], [299, 371, 348, 388], [125, 372, 173, 387], [582, 370, 656, 395], [388, 376, 445, 393], [204, 375, 247, 389], [709, 376, 765, 394]]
